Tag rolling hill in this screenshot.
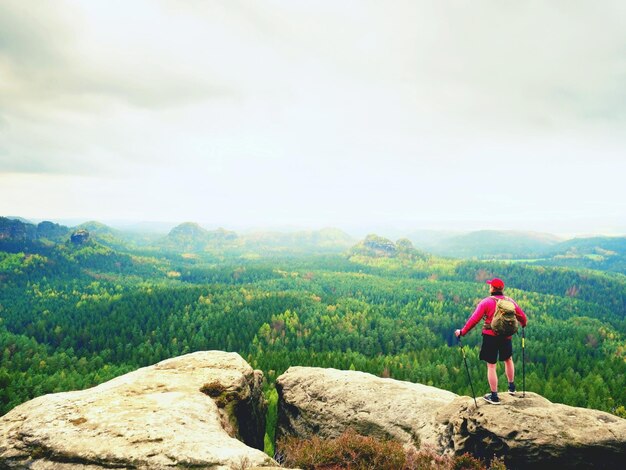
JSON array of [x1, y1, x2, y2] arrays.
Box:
[[409, 230, 563, 259]]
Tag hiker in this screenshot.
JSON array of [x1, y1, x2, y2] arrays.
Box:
[[455, 278, 527, 404]]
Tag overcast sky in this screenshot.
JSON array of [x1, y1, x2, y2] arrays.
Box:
[[1, 0, 625, 235]]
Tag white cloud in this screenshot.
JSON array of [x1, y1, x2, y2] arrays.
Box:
[[0, 0, 624, 233]]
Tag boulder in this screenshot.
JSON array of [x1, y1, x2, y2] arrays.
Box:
[[276, 366, 457, 450], [0, 351, 278, 469], [436, 392, 626, 469]]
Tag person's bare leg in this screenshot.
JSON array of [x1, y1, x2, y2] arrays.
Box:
[[487, 362, 498, 392], [504, 357, 515, 383]]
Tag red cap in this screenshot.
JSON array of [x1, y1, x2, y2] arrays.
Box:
[[486, 278, 504, 289]]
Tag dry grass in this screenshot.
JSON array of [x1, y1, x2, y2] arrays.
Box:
[[276, 429, 506, 470]]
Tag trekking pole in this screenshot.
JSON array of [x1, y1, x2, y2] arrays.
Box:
[[458, 336, 478, 407], [522, 327, 526, 398]]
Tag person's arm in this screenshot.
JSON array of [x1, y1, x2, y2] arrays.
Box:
[[458, 299, 488, 336], [514, 303, 528, 328]]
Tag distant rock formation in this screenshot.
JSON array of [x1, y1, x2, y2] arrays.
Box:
[[276, 367, 626, 469], [357, 234, 398, 257], [349, 234, 427, 260], [0, 351, 278, 469], [70, 229, 90, 245]]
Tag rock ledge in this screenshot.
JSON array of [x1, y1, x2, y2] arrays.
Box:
[[276, 366, 626, 469]]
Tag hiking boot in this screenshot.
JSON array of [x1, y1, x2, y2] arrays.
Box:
[[508, 382, 516, 396], [483, 392, 501, 405]]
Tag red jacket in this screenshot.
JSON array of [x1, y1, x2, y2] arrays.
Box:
[[461, 294, 527, 338]]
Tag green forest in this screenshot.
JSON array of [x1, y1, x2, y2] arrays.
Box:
[[1, 221, 625, 433]]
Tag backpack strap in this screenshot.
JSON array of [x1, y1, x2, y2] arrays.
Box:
[[484, 297, 498, 330]]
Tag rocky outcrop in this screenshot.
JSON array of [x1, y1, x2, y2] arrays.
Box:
[[437, 392, 626, 469], [350, 234, 398, 257], [276, 367, 626, 469], [0, 351, 277, 469], [70, 229, 90, 245], [276, 366, 457, 450], [349, 234, 427, 260]]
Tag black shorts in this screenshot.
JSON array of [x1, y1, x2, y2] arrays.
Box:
[[480, 334, 513, 364]]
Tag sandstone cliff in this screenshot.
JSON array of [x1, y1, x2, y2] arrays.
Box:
[[2, 354, 625, 469], [0, 351, 277, 469]]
